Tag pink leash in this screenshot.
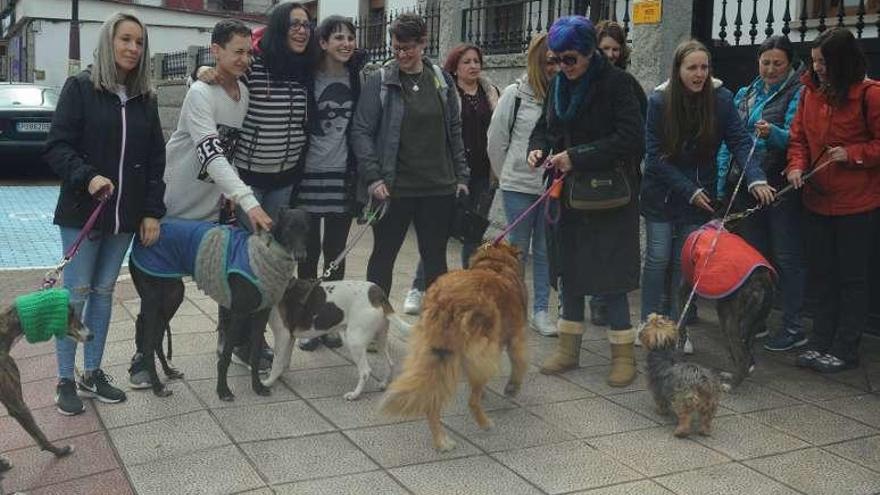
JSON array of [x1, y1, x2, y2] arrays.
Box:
[[492, 159, 567, 246], [42, 191, 111, 289]]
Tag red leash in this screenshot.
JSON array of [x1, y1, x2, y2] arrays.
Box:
[[492, 159, 567, 246], [42, 191, 111, 289]]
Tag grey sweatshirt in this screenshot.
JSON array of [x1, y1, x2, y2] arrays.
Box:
[[487, 77, 546, 196]]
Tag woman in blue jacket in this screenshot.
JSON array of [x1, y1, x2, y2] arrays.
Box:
[[716, 36, 806, 353], [639, 40, 774, 347]]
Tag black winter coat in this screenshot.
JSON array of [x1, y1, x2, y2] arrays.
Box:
[[45, 71, 166, 234], [529, 61, 644, 297]]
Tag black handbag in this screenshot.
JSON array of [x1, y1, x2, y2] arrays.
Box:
[[563, 166, 632, 211], [559, 129, 632, 211], [450, 191, 492, 243]]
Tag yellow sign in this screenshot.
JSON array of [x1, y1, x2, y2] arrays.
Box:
[[633, 0, 662, 24]]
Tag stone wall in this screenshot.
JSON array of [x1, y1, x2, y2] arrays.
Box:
[[155, 80, 188, 140]]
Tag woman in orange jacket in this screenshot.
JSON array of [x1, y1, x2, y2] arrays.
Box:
[[786, 28, 880, 373]]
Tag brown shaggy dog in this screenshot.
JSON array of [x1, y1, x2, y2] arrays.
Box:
[[380, 242, 529, 451], [640, 314, 722, 438]]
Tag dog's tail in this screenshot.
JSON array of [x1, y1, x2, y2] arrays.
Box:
[[387, 313, 414, 336], [380, 326, 461, 418]]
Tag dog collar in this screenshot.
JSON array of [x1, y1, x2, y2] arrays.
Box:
[[15, 289, 71, 343]]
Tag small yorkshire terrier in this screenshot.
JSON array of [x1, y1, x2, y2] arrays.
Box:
[[640, 313, 723, 438]]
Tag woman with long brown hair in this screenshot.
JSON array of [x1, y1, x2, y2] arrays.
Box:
[[787, 28, 880, 373], [639, 40, 774, 348]]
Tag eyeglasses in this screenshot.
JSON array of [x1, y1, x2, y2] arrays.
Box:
[[392, 44, 421, 55], [548, 55, 579, 67], [288, 20, 312, 32]]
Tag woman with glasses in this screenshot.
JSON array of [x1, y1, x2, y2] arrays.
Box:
[[196, 2, 318, 368], [527, 16, 644, 386], [351, 13, 469, 309], [787, 28, 880, 373], [295, 16, 367, 351]]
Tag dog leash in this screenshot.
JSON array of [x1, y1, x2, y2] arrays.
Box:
[[319, 196, 389, 280], [41, 190, 111, 290], [492, 157, 567, 246], [722, 147, 834, 224]]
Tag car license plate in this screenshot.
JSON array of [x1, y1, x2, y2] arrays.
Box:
[[16, 122, 51, 133]]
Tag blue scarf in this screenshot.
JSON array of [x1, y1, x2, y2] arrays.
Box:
[[553, 53, 604, 122]]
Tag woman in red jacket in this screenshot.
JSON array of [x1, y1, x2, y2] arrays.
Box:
[[786, 28, 880, 373]]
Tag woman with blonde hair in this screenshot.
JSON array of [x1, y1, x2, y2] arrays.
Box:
[[45, 11, 166, 415], [487, 33, 559, 336]]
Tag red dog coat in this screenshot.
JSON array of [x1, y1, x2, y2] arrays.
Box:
[[681, 221, 776, 299]]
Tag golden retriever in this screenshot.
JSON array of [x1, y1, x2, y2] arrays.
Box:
[[380, 242, 529, 451]]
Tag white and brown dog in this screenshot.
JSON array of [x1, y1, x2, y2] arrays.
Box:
[[264, 279, 398, 400]]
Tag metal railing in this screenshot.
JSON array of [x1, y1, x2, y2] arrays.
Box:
[[461, 0, 631, 54], [355, 3, 441, 63], [161, 50, 189, 80], [715, 0, 879, 46]]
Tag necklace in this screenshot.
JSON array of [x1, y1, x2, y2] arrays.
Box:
[[402, 71, 421, 92]]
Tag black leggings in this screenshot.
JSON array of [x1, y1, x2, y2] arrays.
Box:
[[367, 194, 455, 295], [298, 213, 353, 281]]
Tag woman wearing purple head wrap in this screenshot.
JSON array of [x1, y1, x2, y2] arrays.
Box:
[[527, 16, 644, 387]]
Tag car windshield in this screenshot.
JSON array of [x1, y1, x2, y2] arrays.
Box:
[[0, 87, 59, 107]]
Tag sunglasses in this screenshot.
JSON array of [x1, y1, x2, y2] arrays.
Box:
[[548, 55, 579, 67]]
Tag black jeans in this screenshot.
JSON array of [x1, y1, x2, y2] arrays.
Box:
[[367, 194, 455, 296], [298, 213, 353, 282], [804, 208, 877, 363]]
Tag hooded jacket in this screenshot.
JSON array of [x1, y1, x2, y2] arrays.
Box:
[[487, 77, 547, 196], [45, 70, 166, 234], [716, 61, 805, 195], [786, 73, 880, 216], [640, 79, 767, 225]]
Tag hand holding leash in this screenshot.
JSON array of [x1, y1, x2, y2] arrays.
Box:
[[88, 176, 113, 198]]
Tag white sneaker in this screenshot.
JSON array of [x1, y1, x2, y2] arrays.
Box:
[[529, 310, 557, 337], [403, 289, 423, 315]]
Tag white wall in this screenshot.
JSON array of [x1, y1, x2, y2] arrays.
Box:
[[317, 0, 359, 21]]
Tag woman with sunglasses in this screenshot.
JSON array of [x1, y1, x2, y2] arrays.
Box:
[[196, 2, 318, 368], [294, 16, 366, 351], [527, 17, 643, 387], [351, 13, 469, 311], [639, 40, 773, 351], [786, 28, 880, 373], [715, 35, 806, 353]]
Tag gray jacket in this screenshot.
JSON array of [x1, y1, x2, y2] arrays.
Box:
[[350, 58, 469, 203], [487, 77, 546, 196]]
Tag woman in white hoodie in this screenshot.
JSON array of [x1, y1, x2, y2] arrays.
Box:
[[486, 34, 559, 336]]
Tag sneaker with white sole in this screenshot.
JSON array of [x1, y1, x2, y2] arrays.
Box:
[[78, 369, 126, 404], [55, 378, 85, 416], [403, 288, 423, 315], [529, 310, 557, 337]]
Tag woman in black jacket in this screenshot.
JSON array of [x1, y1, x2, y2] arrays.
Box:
[[528, 16, 644, 387], [44, 12, 166, 416]]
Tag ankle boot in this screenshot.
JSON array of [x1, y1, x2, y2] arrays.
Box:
[[607, 328, 637, 387], [540, 319, 584, 375]]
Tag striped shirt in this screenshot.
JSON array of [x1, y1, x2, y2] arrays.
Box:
[[234, 56, 309, 189]]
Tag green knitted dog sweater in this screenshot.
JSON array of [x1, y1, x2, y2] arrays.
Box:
[[15, 288, 70, 343]]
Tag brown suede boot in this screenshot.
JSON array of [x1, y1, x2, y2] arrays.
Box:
[[607, 328, 637, 387], [540, 320, 584, 375]]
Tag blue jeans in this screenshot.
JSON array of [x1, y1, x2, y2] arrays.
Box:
[[501, 190, 550, 313], [56, 227, 133, 379], [737, 194, 805, 333], [640, 220, 700, 322], [236, 185, 293, 233]]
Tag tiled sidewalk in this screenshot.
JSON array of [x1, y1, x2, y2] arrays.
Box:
[[2, 231, 880, 495]]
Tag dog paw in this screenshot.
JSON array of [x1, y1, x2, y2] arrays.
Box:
[[254, 386, 272, 397], [217, 388, 235, 402], [152, 386, 173, 398], [343, 391, 361, 401], [435, 438, 457, 452], [698, 429, 712, 437], [503, 381, 521, 397], [51, 445, 74, 457], [673, 428, 691, 438], [478, 418, 494, 431], [164, 368, 185, 380], [720, 382, 732, 393]]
